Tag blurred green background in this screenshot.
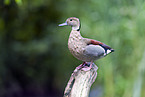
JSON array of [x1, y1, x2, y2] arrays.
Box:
[[0, 0, 145, 97]]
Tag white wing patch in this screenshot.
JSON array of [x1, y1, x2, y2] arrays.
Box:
[[107, 49, 112, 54], [104, 49, 112, 56]]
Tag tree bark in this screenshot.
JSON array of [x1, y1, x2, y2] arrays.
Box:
[[64, 63, 98, 97]]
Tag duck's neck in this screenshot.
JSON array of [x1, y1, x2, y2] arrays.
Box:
[[72, 26, 80, 31], [72, 21, 81, 31], [69, 22, 82, 39], [69, 29, 82, 39]]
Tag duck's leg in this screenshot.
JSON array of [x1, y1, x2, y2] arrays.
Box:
[[76, 62, 87, 70], [81, 61, 94, 71]]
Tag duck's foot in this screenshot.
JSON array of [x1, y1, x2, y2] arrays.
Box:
[[76, 62, 94, 71], [76, 62, 87, 70]]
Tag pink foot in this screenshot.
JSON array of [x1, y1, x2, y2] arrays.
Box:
[[81, 67, 92, 71], [76, 62, 94, 71], [76, 62, 87, 70], [81, 62, 93, 71]]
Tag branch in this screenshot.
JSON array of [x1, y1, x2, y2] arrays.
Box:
[[64, 63, 98, 97]]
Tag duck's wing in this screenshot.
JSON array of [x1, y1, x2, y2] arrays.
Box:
[[84, 38, 114, 55]]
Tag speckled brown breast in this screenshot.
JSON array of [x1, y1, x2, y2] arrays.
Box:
[[68, 30, 96, 62]]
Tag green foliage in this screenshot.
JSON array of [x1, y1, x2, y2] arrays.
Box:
[[4, 0, 10, 5], [15, 0, 22, 5], [0, 0, 145, 97]]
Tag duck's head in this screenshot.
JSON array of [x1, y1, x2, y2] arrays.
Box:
[[59, 17, 80, 31]]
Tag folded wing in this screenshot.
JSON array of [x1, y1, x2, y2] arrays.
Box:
[[84, 38, 114, 55]]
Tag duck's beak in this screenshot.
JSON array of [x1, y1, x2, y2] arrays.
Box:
[[58, 22, 68, 26]]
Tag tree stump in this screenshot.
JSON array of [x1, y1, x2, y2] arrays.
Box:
[[64, 63, 98, 97]]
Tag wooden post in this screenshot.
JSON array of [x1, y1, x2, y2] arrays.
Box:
[[64, 63, 98, 97]]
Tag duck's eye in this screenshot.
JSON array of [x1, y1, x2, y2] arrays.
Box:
[[70, 19, 73, 21]]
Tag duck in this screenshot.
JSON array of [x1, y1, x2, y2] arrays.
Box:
[[59, 17, 114, 71]]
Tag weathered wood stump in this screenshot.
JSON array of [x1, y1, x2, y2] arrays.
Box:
[[64, 63, 98, 97]]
